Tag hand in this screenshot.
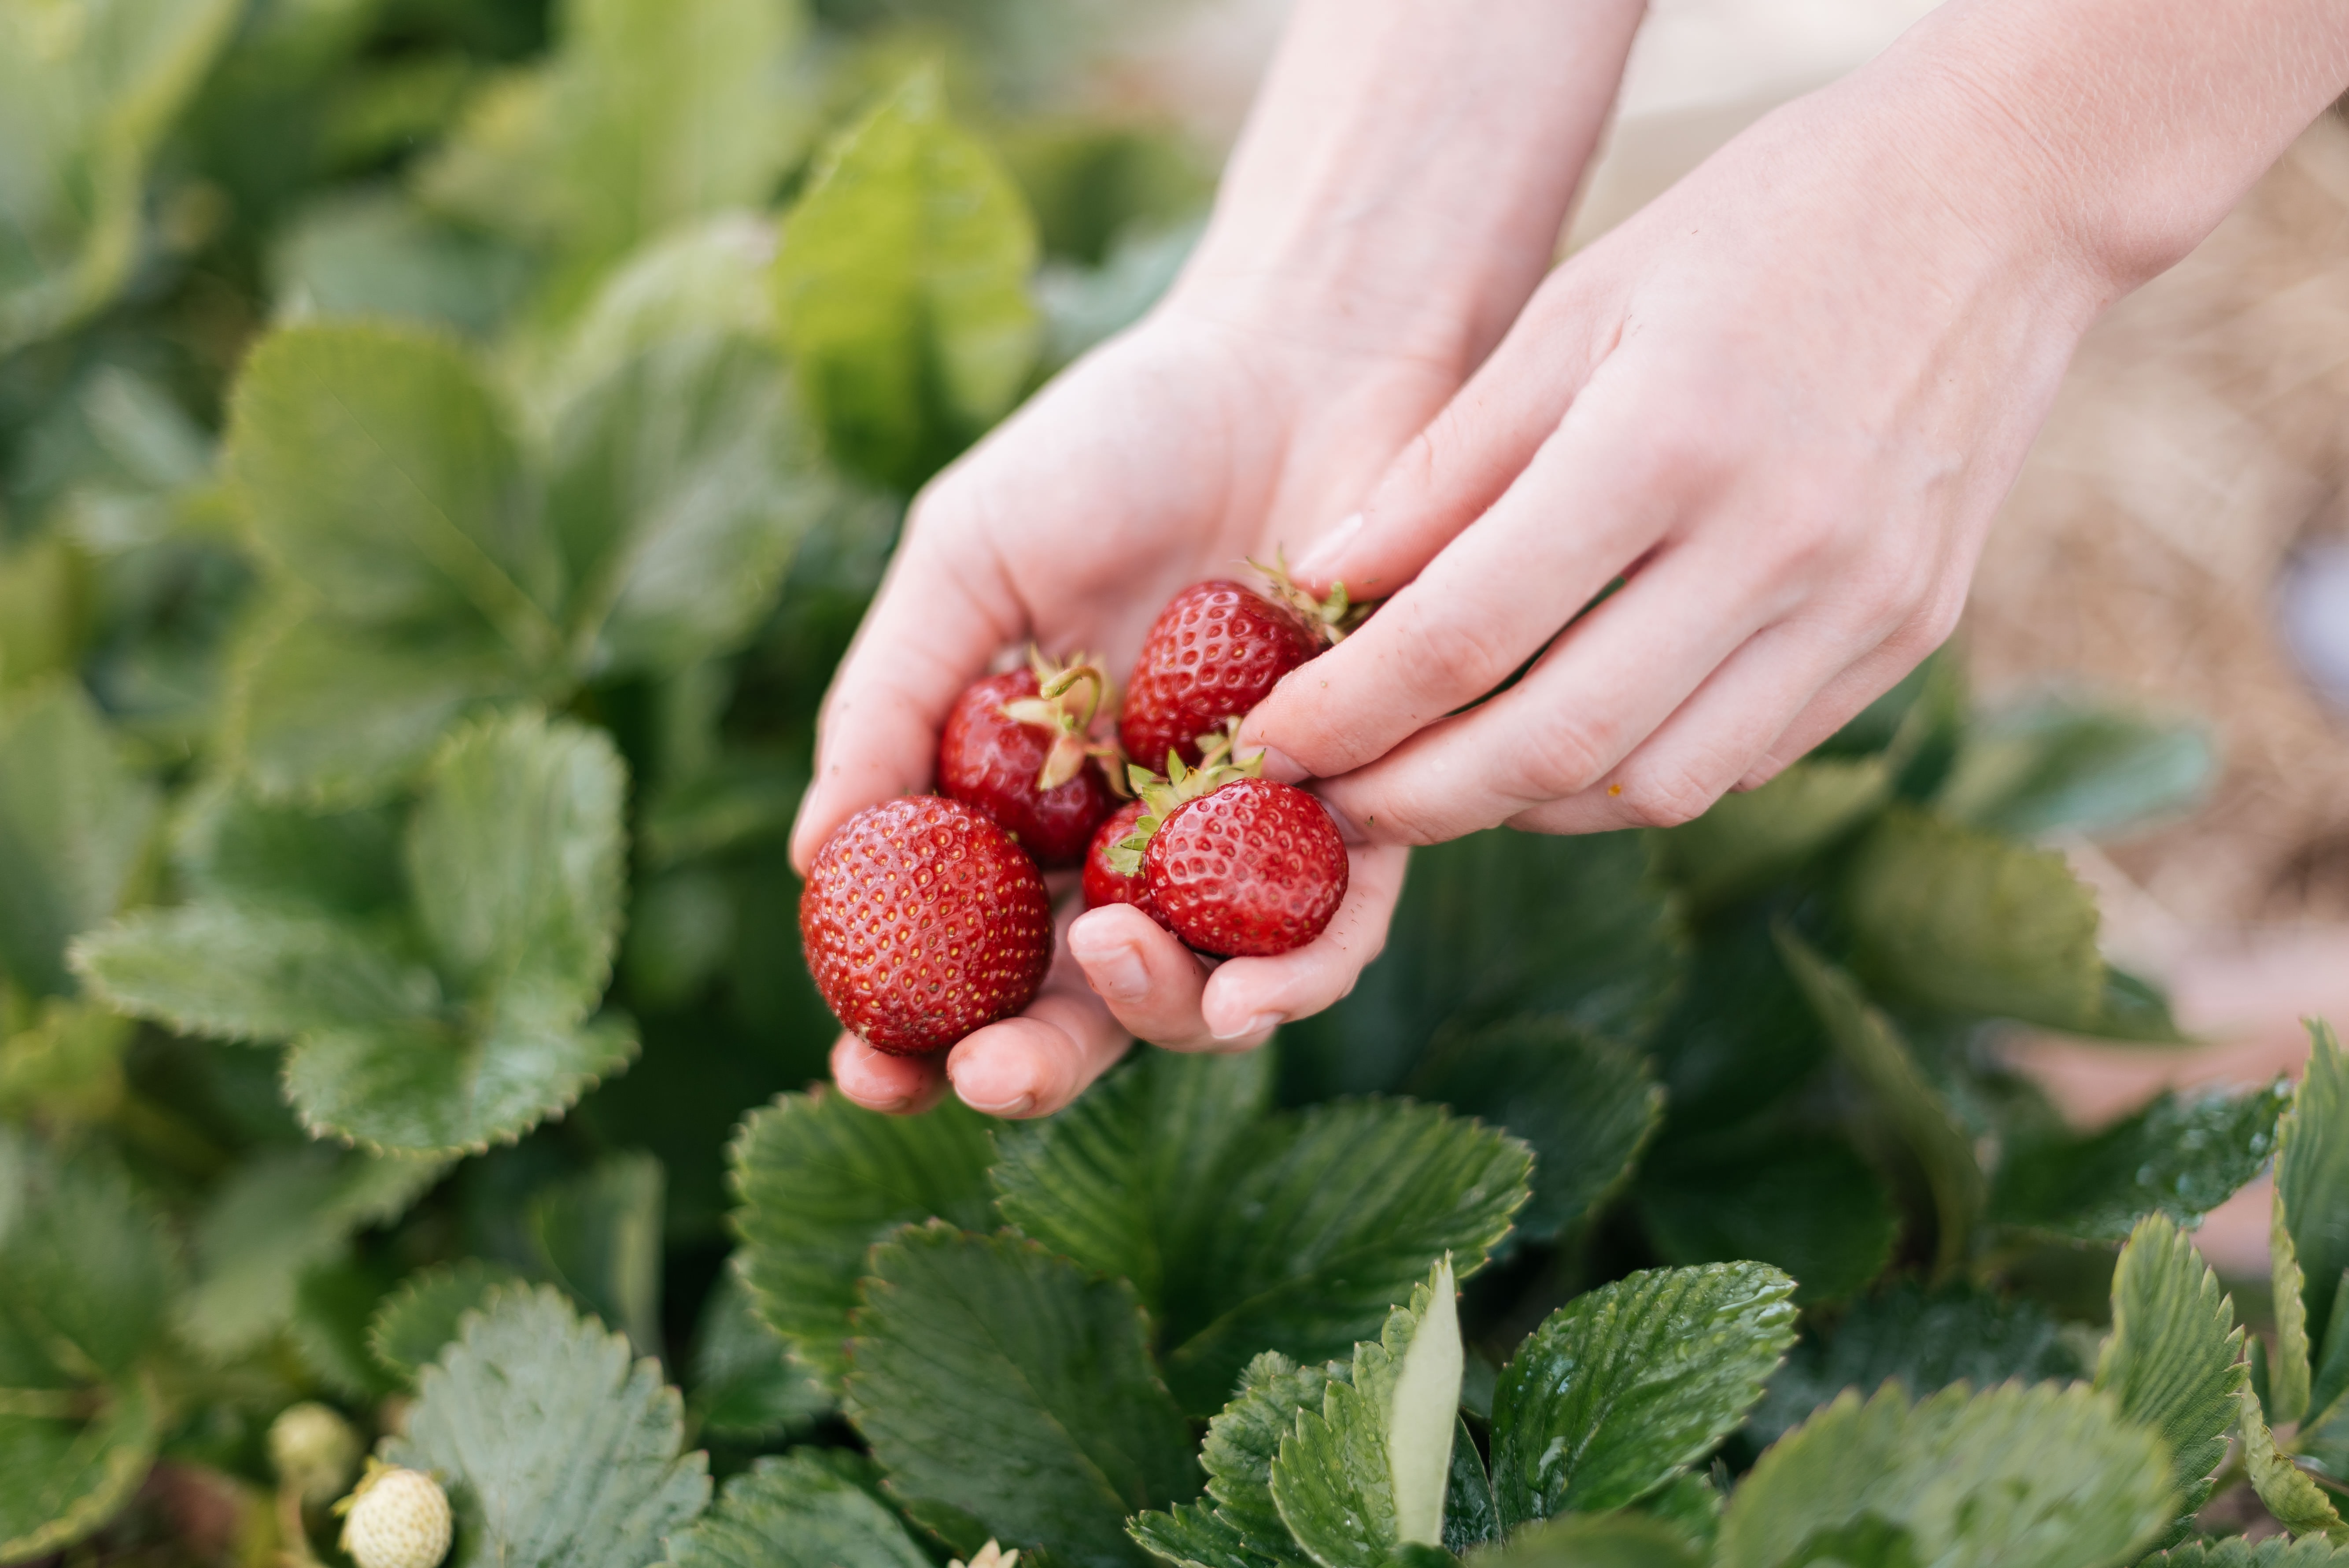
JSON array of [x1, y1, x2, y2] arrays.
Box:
[[1241, 63, 2115, 842], [792, 305, 1434, 1117]]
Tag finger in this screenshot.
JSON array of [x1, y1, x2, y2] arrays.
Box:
[[1198, 841, 1410, 1037], [1289, 281, 1620, 601], [1067, 904, 1222, 1051], [1312, 538, 1784, 844], [944, 900, 1133, 1117], [830, 1034, 949, 1115], [789, 502, 1022, 873], [1503, 616, 1862, 835], [1736, 605, 1966, 790], [1245, 361, 1702, 784]]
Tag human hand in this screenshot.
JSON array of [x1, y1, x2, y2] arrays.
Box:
[[792, 306, 1431, 1118], [1241, 59, 2117, 842]]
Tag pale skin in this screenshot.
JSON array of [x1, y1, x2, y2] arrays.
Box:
[[791, 0, 2349, 1118]]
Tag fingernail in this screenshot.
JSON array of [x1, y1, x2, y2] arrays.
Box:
[[1293, 513, 1363, 580], [1212, 1011, 1284, 1043], [1071, 932, 1150, 1003], [1251, 746, 1308, 784]]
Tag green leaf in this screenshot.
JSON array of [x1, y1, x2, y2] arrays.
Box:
[[1634, 1136, 1896, 1306], [1840, 807, 2105, 1029], [386, 1284, 710, 1568], [227, 610, 536, 805], [1284, 830, 1683, 1100], [1937, 694, 2215, 840], [0, 0, 241, 351], [1442, 1418, 1497, 1554], [2239, 1383, 2349, 1541], [73, 903, 441, 1043], [2282, 1023, 2349, 1382], [527, 1152, 663, 1358], [418, 0, 805, 270], [1746, 1282, 2085, 1450], [1490, 1263, 1798, 1527], [1642, 914, 1828, 1137], [283, 1009, 639, 1156], [1990, 1080, 2290, 1243], [775, 67, 1039, 491], [661, 1450, 931, 1568], [1407, 1018, 1662, 1245], [1160, 1100, 1531, 1413], [0, 1373, 161, 1564], [2094, 1214, 2244, 1528], [846, 1225, 1199, 1568], [368, 1260, 525, 1382], [178, 1144, 447, 1357], [994, 1048, 1275, 1310], [228, 323, 561, 653], [548, 328, 831, 678], [1134, 1350, 1329, 1568], [1652, 757, 1889, 910], [0, 1132, 176, 1561], [537, 215, 780, 412], [1717, 1382, 2173, 1568], [407, 709, 628, 1024], [687, 1265, 828, 1443], [270, 189, 531, 338], [171, 785, 405, 917], [2147, 1540, 2349, 1566], [1269, 1258, 1464, 1564], [1470, 1515, 1706, 1568], [1777, 930, 1984, 1271], [0, 682, 159, 996], [730, 1090, 997, 1389]]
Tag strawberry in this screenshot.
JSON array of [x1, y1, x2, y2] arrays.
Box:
[[1118, 563, 1356, 770], [1082, 800, 1165, 926], [800, 796, 1054, 1054], [1104, 737, 1348, 957], [336, 1462, 451, 1568], [269, 1401, 359, 1505], [937, 649, 1119, 867]]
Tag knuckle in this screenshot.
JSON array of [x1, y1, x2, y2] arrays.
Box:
[[1612, 763, 1724, 829], [1507, 717, 1613, 802]]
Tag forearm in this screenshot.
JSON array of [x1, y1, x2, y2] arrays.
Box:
[[1171, 0, 1647, 368], [1853, 0, 2349, 299]]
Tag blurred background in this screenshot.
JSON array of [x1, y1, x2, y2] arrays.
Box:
[[6, 0, 2346, 1275]]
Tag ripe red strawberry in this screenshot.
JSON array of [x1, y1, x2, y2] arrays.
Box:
[[1147, 778, 1348, 957], [1119, 565, 1355, 771], [938, 650, 1118, 867], [800, 797, 1053, 1055], [1082, 800, 1166, 927]]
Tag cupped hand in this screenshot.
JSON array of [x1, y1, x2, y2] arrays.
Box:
[[1241, 64, 2116, 842], [791, 303, 1440, 1117]]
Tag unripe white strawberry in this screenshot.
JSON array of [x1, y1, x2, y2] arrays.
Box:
[[950, 1544, 1019, 1568], [269, 1401, 361, 1505], [335, 1460, 452, 1568]]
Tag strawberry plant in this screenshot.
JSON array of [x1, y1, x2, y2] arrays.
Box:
[[0, 0, 2339, 1565]]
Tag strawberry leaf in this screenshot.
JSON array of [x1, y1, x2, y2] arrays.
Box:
[[728, 1090, 998, 1390], [1936, 694, 2215, 841], [992, 1048, 1275, 1310], [1651, 756, 1890, 911], [368, 1260, 525, 1383], [2094, 1214, 2244, 1537], [686, 1266, 829, 1444], [1407, 1018, 1662, 1246], [846, 1225, 1198, 1568], [0, 1131, 177, 1561], [1157, 1100, 1530, 1414], [1633, 1136, 1895, 1306], [386, 1284, 710, 1568], [1745, 1282, 2084, 1451], [774, 67, 1039, 491], [1471, 1514, 1707, 1568], [1717, 1382, 2172, 1568], [1839, 808, 2105, 1031], [526, 1152, 665, 1358], [1283, 828, 1681, 1100], [171, 786, 406, 917], [661, 1451, 931, 1568], [546, 328, 831, 678], [1990, 1079, 2289, 1244], [0, 683, 159, 997], [1268, 1258, 1465, 1564], [2239, 1381, 2349, 1541], [0, 0, 240, 352], [1490, 1263, 1797, 1528], [177, 1143, 447, 1357], [2147, 1542, 2349, 1566], [2280, 1022, 2349, 1391]]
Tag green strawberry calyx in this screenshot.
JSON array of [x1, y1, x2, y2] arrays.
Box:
[[1105, 721, 1263, 878], [1250, 549, 1369, 644], [998, 645, 1124, 793]]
